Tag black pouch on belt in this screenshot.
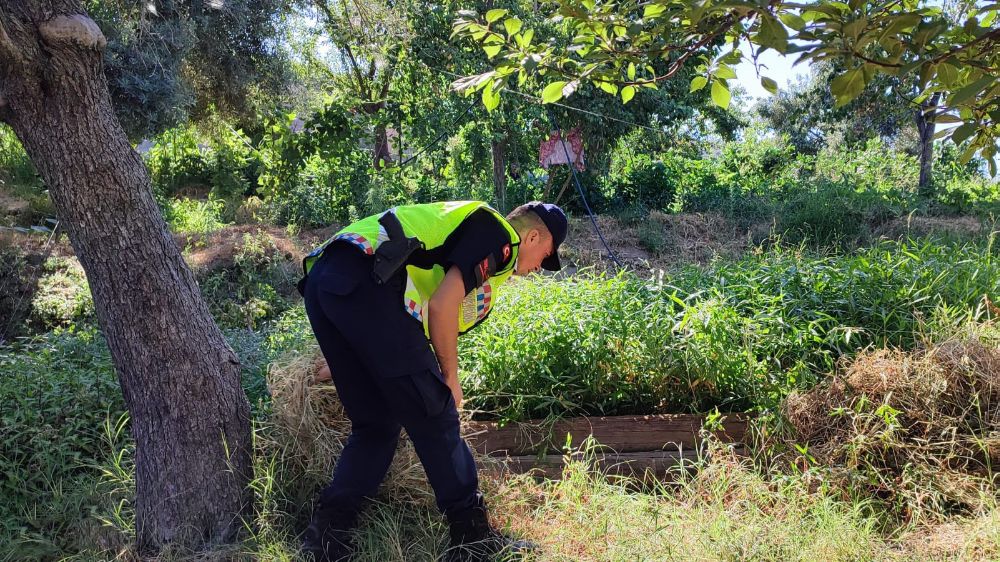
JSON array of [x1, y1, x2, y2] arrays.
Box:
[[373, 212, 424, 285]]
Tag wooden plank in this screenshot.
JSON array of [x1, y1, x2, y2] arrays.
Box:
[[464, 413, 750, 456], [480, 448, 746, 480]]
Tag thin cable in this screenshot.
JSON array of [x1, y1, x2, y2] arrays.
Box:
[[396, 98, 478, 168], [545, 109, 624, 269]]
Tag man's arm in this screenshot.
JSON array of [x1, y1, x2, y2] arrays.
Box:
[[428, 265, 466, 408]]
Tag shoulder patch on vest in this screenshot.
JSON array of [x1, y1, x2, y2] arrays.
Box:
[[475, 254, 497, 287]]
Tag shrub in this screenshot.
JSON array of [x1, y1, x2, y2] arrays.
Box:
[[813, 137, 919, 207], [715, 131, 805, 198], [200, 231, 296, 329], [0, 125, 42, 192], [163, 197, 229, 238], [143, 126, 214, 198], [460, 235, 1000, 421], [603, 150, 675, 212], [29, 256, 95, 329]]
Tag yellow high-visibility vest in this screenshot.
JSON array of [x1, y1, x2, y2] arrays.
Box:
[[304, 201, 520, 336]]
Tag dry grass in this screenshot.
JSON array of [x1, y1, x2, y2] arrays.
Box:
[[783, 327, 1000, 523], [874, 215, 988, 240], [561, 212, 757, 274]]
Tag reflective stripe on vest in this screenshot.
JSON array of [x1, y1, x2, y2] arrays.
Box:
[[304, 201, 520, 336]]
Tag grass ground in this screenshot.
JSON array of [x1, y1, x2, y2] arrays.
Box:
[[2, 211, 998, 561]]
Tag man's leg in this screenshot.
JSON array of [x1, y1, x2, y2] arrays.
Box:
[[376, 370, 532, 562], [376, 368, 479, 515], [303, 267, 401, 560]]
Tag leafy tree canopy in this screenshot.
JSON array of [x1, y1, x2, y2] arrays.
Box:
[[453, 0, 1000, 173]]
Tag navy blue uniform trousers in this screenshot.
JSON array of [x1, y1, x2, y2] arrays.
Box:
[[302, 241, 480, 517]]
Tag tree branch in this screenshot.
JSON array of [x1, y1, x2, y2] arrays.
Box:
[[314, 0, 371, 98]]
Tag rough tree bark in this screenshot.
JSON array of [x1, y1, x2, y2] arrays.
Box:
[[916, 92, 941, 197], [0, 2, 252, 552]]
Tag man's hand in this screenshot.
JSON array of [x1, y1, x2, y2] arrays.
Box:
[[315, 361, 332, 383], [446, 375, 464, 410], [429, 266, 466, 410]]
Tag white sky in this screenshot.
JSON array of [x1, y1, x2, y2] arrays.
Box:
[[733, 44, 812, 102]]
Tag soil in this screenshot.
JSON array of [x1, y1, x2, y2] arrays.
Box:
[[561, 211, 760, 274], [180, 225, 304, 274]]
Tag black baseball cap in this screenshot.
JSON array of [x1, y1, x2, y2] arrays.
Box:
[[525, 201, 567, 271]]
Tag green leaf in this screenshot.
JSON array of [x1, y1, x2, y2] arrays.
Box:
[[779, 13, 806, 31], [482, 83, 501, 112], [951, 122, 977, 145], [932, 113, 962, 124], [711, 80, 731, 109], [949, 76, 995, 107], [644, 4, 666, 18], [936, 63, 960, 87], [483, 43, 503, 59], [759, 15, 789, 51], [621, 85, 636, 104], [830, 68, 866, 107], [627, 62, 636, 81], [690, 76, 708, 92], [715, 64, 736, 80], [504, 17, 522, 36], [597, 81, 619, 95], [761, 76, 778, 94], [485, 9, 507, 23], [542, 81, 567, 104]]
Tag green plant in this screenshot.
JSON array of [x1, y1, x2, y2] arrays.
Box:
[[0, 327, 124, 557], [144, 126, 215, 199], [29, 257, 95, 330], [200, 231, 296, 330], [460, 234, 1000, 422], [162, 197, 229, 238], [0, 125, 41, 193]]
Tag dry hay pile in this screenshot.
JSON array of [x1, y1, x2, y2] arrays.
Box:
[[784, 330, 1000, 521], [265, 345, 504, 510]]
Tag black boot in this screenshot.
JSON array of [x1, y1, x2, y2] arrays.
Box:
[[443, 497, 534, 562], [302, 499, 361, 562]]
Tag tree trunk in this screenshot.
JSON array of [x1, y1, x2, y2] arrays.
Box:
[[373, 123, 394, 169], [491, 136, 508, 212], [0, 3, 251, 553], [916, 92, 941, 198]]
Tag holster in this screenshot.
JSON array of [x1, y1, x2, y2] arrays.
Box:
[[372, 212, 423, 285]]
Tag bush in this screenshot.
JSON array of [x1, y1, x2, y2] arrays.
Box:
[[776, 180, 901, 247], [813, 137, 919, 207], [144, 126, 215, 198], [603, 149, 675, 211], [715, 131, 805, 198], [163, 197, 229, 238], [29, 256, 95, 329], [200, 230, 296, 329], [0, 125, 42, 192], [460, 235, 1000, 421]]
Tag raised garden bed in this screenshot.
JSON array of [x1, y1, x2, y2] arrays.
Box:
[[464, 413, 751, 479]]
